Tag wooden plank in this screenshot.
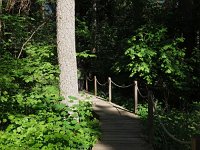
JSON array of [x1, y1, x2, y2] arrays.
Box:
[[102, 133, 143, 138], [91, 95, 153, 150], [101, 131, 143, 135], [93, 143, 153, 150], [101, 126, 142, 130]]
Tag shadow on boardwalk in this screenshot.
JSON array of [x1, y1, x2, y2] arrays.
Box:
[[91, 96, 153, 150]]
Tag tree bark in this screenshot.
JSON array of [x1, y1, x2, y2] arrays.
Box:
[[56, 0, 78, 104], [92, 0, 97, 53]]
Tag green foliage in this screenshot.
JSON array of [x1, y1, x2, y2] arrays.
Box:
[[137, 103, 200, 150], [0, 44, 59, 113], [76, 18, 91, 39], [2, 1, 200, 149], [77, 50, 96, 58], [154, 105, 200, 150], [137, 104, 148, 120], [123, 24, 186, 85], [1, 9, 100, 149], [188, 48, 200, 87], [0, 101, 100, 150], [0, 44, 100, 149], [1, 14, 32, 52]]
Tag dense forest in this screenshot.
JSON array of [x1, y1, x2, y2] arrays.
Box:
[[76, 1, 200, 149], [0, 0, 200, 149]]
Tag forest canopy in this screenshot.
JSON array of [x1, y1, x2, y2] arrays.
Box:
[[0, 0, 200, 149]]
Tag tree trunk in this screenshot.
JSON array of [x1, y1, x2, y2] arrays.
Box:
[[92, 0, 97, 53], [56, 0, 78, 104]]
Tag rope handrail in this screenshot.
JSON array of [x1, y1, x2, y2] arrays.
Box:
[[157, 117, 191, 144], [86, 76, 138, 113], [96, 79, 108, 86], [85, 75, 194, 147], [87, 77, 94, 82], [151, 94, 191, 145], [137, 87, 148, 98], [111, 80, 133, 88]]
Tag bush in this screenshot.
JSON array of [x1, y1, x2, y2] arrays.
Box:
[[0, 101, 100, 150], [137, 102, 200, 150], [0, 45, 100, 149]]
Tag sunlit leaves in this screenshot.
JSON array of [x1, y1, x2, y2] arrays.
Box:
[[76, 50, 96, 58], [0, 44, 100, 149], [124, 24, 186, 85]]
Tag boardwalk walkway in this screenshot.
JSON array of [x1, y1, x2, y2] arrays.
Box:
[[90, 95, 153, 150]]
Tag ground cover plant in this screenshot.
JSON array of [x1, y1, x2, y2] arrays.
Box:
[[0, 45, 100, 150], [1, 0, 200, 150], [137, 102, 200, 150]]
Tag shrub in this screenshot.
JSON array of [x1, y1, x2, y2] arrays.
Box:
[[0, 44, 100, 149]]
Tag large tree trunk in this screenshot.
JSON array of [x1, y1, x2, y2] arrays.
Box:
[[56, 0, 78, 104]]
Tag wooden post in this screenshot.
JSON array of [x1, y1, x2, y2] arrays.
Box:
[[134, 81, 138, 114], [94, 76, 97, 96], [192, 135, 200, 150], [108, 77, 112, 102], [148, 90, 154, 144], [85, 77, 88, 92]]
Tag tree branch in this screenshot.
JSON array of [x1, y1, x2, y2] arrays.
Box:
[[17, 21, 46, 59]]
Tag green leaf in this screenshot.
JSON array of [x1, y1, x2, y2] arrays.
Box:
[[54, 104, 66, 110], [68, 96, 78, 100]]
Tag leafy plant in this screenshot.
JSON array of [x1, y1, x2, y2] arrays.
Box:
[[77, 50, 96, 58], [0, 43, 100, 149], [0, 100, 100, 150], [137, 102, 200, 150], [123, 24, 187, 85]]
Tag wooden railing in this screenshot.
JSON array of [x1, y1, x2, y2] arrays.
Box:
[[85, 76, 200, 150], [86, 76, 138, 113]]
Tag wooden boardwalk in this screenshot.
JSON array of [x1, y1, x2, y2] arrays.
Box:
[[90, 95, 153, 150]]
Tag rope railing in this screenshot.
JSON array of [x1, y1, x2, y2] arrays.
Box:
[[157, 117, 191, 144], [96, 79, 108, 86], [85, 77, 94, 92], [146, 91, 195, 148], [111, 80, 133, 88], [85, 75, 199, 149], [137, 88, 192, 145], [137, 87, 148, 99], [85, 76, 138, 113], [86, 77, 94, 82], [151, 94, 191, 145], [137, 86, 196, 147]]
